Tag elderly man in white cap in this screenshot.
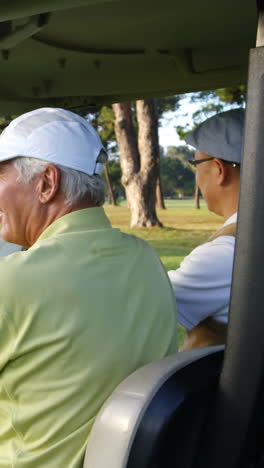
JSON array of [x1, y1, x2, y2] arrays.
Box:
[[168, 108, 244, 350], [0, 108, 177, 467]]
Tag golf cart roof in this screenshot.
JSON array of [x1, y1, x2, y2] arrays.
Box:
[[0, 0, 257, 113]]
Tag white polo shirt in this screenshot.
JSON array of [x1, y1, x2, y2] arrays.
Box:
[[168, 213, 237, 330]]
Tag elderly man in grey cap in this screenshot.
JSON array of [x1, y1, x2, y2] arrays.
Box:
[[0, 107, 177, 467], [168, 108, 244, 350]]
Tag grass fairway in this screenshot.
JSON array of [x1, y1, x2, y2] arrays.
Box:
[[104, 200, 223, 347], [104, 200, 222, 271]]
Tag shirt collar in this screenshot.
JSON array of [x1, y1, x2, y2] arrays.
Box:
[[223, 212, 237, 227], [37, 207, 111, 243]]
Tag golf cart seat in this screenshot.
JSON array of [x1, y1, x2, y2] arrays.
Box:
[[83, 345, 224, 468]]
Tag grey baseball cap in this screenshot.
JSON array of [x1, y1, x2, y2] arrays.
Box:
[[185, 108, 245, 163]]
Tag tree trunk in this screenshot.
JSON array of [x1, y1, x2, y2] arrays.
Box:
[[104, 165, 117, 206], [156, 175, 166, 209], [112, 100, 162, 227], [195, 182, 200, 209], [135, 99, 162, 226]]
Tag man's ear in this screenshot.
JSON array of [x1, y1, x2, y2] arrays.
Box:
[[214, 158, 229, 186], [36, 164, 61, 204]]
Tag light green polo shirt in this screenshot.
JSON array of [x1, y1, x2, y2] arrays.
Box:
[[0, 207, 177, 467]]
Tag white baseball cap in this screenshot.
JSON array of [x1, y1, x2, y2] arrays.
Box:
[[0, 107, 107, 175], [185, 108, 245, 164]]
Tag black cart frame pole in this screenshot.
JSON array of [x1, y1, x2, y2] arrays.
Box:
[[196, 2, 264, 467]]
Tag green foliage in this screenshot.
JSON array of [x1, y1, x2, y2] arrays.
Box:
[[176, 124, 191, 140], [215, 86, 246, 105], [165, 145, 194, 162], [104, 159, 124, 199], [190, 86, 246, 106], [191, 102, 224, 123], [102, 145, 195, 199], [97, 106, 116, 148], [0, 115, 16, 133], [155, 96, 181, 122], [88, 97, 181, 154], [159, 145, 165, 158], [176, 87, 246, 139], [103, 144, 195, 199], [160, 155, 194, 197], [87, 106, 117, 154]]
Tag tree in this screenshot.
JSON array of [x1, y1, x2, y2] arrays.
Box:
[[112, 100, 163, 227], [103, 166, 117, 206], [87, 106, 119, 204], [89, 96, 181, 223], [160, 156, 195, 198], [156, 176, 165, 209], [88, 106, 116, 154], [105, 159, 124, 201], [195, 183, 200, 209], [165, 145, 194, 162], [155, 96, 181, 209], [102, 149, 195, 202], [176, 86, 246, 139]]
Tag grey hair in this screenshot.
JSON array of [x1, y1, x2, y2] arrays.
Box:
[[13, 157, 106, 206]]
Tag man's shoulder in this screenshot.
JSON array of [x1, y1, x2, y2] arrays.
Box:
[[119, 231, 160, 260], [0, 240, 55, 286], [191, 234, 235, 257], [0, 239, 22, 284], [118, 230, 149, 248], [193, 235, 233, 256], [176, 235, 235, 278]]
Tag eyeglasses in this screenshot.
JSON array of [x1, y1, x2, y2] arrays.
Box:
[[188, 157, 239, 168], [188, 157, 214, 167]]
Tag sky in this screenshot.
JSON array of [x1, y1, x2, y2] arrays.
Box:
[[158, 93, 244, 150], [159, 112, 186, 149], [158, 95, 200, 150]]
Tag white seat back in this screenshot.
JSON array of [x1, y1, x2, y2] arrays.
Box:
[[83, 346, 224, 468]]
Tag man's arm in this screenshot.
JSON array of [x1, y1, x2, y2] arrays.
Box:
[[168, 237, 234, 349], [179, 317, 227, 351]]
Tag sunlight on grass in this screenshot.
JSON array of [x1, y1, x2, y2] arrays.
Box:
[[104, 201, 222, 271]]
